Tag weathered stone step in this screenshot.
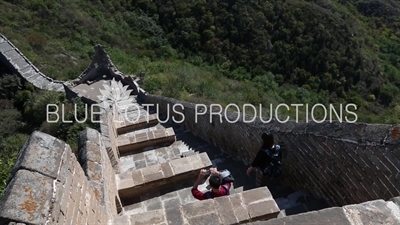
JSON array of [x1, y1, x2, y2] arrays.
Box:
[[244, 198, 400, 225], [119, 187, 280, 225], [122, 185, 199, 216], [117, 127, 176, 154], [115, 114, 159, 135], [119, 141, 195, 172], [118, 123, 164, 137], [117, 152, 212, 204], [114, 103, 146, 119]]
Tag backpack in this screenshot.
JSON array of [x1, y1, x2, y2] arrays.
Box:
[[261, 144, 282, 178], [204, 169, 234, 199], [219, 169, 235, 183]]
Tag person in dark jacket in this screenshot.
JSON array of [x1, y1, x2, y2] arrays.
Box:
[[246, 133, 282, 187]]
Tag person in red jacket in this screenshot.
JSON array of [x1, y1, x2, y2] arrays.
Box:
[[191, 167, 232, 200]]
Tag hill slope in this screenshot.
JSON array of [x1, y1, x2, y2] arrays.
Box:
[[0, 0, 399, 122]]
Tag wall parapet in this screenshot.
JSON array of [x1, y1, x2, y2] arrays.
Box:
[[0, 130, 118, 224], [139, 93, 400, 206], [98, 108, 121, 173], [77, 127, 122, 217], [0, 33, 65, 92], [245, 197, 400, 224]]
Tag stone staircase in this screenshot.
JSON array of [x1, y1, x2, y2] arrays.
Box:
[[99, 95, 286, 224], [95, 93, 336, 224]]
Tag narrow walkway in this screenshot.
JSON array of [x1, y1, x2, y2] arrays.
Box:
[[114, 97, 331, 221], [0, 34, 65, 92]]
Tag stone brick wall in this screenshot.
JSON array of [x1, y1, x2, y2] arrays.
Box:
[[246, 196, 400, 225], [140, 93, 400, 206], [0, 33, 65, 92], [99, 108, 122, 173], [0, 130, 119, 224], [77, 127, 122, 216]]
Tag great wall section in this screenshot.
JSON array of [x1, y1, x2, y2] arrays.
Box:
[[0, 33, 400, 224], [0, 34, 64, 92]]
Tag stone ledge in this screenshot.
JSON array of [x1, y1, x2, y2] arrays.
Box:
[[77, 127, 121, 220], [126, 187, 279, 225], [244, 198, 400, 225], [117, 127, 176, 154], [116, 114, 159, 135], [130, 209, 166, 225], [117, 152, 212, 200], [343, 199, 400, 225], [10, 131, 66, 180], [0, 169, 54, 224], [181, 187, 280, 224]]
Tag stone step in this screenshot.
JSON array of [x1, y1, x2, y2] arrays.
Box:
[[121, 180, 240, 217], [170, 140, 194, 153], [115, 114, 159, 135], [120, 187, 280, 225], [117, 152, 212, 204], [119, 141, 195, 172], [114, 105, 147, 120], [117, 127, 176, 154], [122, 185, 199, 216], [245, 198, 400, 225], [118, 123, 163, 137]]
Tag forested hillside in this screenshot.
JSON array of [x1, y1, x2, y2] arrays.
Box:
[[0, 0, 400, 194], [1, 0, 399, 119]]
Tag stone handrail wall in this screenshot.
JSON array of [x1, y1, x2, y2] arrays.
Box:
[[246, 196, 400, 225], [99, 108, 122, 173], [0, 128, 120, 224], [77, 127, 122, 216], [0, 33, 65, 92], [139, 93, 400, 207]]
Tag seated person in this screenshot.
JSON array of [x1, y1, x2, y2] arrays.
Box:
[[191, 167, 232, 200]]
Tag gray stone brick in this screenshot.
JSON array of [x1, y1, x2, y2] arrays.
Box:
[[133, 152, 145, 161], [256, 207, 352, 225], [165, 207, 184, 224], [78, 141, 102, 164], [134, 160, 146, 169], [12, 131, 65, 179], [78, 128, 101, 149], [181, 198, 216, 218], [129, 209, 166, 225], [0, 170, 53, 224], [214, 196, 238, 225], [163, 197, 180, 209], [187, 213, 222, 225], [145, 197, 162, 211], [178, 189, 197, 205], [343, 200, 400, 225], [113, 215, 131, 225]]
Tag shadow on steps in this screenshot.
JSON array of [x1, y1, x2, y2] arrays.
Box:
[[160, 122, 333, 217], [266, 180, 333, 216]]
